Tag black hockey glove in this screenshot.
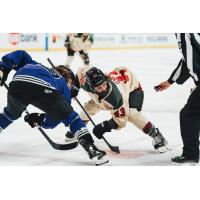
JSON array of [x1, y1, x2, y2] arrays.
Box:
[[93, 121, 112, 139], [0, 64, 10, 86], [70, 85, 80, 98], [24, 113, 45, 128]]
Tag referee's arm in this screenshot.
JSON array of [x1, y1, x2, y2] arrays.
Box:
[[168, 58, 190, 85]]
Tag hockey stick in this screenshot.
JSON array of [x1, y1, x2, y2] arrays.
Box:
[[2, 82, 78, 150], [75, 97, 120, 153], [47, 58, 120, 153]]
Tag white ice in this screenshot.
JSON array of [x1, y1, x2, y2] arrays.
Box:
[[0, 48, 197, 166]]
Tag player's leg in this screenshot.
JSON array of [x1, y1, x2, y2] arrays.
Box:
[[128, 90, 170, 152], [79, 50, 90, 65], [143, 121, 170, 153], [65, 99, 100, 142], [81, 40, 92, 65], [128, 109, 170, 152], [32, 89, 108, 165], [0, 106, 16, 133], [0, 82, 28, 133], [0, 97, 25, 132], [66, 47, 75, 67]]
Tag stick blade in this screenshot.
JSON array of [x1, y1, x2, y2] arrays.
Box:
[[54, 141, 78, 150], [112, 146, 120, 154]]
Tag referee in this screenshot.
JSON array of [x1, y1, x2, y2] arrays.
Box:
[[155, 33, 200, 164]]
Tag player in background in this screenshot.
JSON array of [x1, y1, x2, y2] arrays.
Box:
[[64, 33, 94, 67], [66, 65, 170, 153], [155, 33, 200, 164], [0, 50, 108, 166]]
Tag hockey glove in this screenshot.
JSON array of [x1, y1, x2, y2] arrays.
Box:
[[0, 63, 10, 86], [24, 113, 45, 128], [93, 121, 112, 139]]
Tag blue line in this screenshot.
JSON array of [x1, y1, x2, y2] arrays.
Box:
[[45, 33, 49, 51]]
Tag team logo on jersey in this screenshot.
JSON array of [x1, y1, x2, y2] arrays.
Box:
[[44, 89, 53, 94], [108, 69, 129, 84]]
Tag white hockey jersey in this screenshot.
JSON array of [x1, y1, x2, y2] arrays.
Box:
[[76, 66, 149, 130], [66, 33, 93, 53]]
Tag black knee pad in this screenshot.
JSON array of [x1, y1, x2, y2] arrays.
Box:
[[129, 89, 144, 111]]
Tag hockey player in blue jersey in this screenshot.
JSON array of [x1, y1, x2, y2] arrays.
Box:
[[0, 50, 108, 166]]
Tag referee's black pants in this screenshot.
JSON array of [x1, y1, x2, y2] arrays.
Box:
[[180, 85, 200, 159]]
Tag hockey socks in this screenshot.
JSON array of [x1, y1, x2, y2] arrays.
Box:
[[142, 122, 170, 153], [0, 108, 16, 132]]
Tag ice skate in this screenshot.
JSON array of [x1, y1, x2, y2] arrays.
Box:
[[79, 138, 109, 166], [152, 128, 171, 153], [88, 144, 109, 166], [172, 155, 199, 165]]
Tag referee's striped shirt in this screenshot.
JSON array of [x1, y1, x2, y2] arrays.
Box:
[[168, 33, 200, 86]]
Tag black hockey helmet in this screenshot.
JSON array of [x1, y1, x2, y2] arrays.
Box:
[[85, 67, 108, 88]]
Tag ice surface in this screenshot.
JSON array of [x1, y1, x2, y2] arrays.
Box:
[[0, 48, 197, 166]]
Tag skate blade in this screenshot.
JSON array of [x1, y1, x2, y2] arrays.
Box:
[[95, 160, 109, 166], [93, 155, 109, 166], [157, 145, 171, 153]]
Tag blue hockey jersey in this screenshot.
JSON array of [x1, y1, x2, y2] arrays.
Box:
[[1, 50, 85, 134]]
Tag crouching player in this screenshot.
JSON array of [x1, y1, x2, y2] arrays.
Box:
[[0, 50, 108, 165], [67, 65, 170, 153]]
